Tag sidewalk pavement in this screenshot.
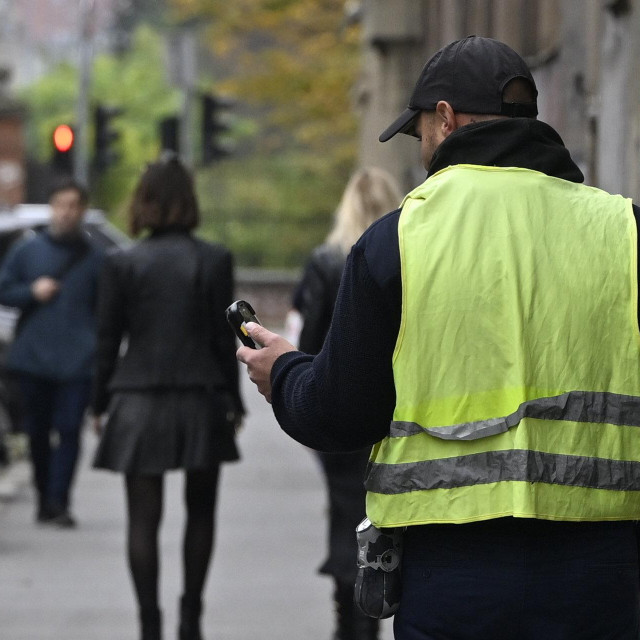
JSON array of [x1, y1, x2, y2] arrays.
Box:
[[0, 376, 394, 640]]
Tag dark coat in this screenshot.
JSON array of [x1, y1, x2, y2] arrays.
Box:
[[0, 231, 103, 381], [297, 242, 371, 582], [91, 230, 243, 418], [298, 243, 345, 355]]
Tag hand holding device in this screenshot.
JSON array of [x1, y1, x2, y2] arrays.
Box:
[[232, 305, 298, 404], [226, 300, 262, 349], [354, 517, 403, 619]]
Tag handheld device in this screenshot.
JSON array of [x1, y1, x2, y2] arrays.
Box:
[[354, 517, 403, 619], [226, 300, 262, 349]]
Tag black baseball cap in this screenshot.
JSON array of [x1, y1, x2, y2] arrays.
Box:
[[379, 36, 538, 142]]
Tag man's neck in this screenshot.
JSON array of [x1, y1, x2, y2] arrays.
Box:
[[427, 118, 584, 184], [48, 226, 83, 242]]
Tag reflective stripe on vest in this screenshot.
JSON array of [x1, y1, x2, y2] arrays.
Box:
[[390, 390, 640, 440], [365, 165, 640, 527], [366, 450, 640, 494]]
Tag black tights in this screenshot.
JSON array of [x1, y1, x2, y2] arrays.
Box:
[[125, 468, 220, 613]]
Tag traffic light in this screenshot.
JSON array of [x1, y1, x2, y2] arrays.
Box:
[[201, 93, 235, 165], [159, 116, 180, 153], [51, 124, 75, 176], [94, 104, 123, 171]]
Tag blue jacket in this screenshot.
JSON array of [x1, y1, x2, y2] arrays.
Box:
[[0, 230, 104, 381]]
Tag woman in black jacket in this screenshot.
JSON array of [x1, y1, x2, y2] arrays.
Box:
[[91, 154, 243, 640], [296, 167, 401, 640]]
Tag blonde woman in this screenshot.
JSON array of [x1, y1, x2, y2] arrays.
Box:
[[296, 167, 402, 640], [298, 167, 402, 353]]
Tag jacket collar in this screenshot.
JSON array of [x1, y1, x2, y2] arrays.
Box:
[[45, 228, 88, 247], [427, 118, 584, 184], [149, 227, 192, 238]]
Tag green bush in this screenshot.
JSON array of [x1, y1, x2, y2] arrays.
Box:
[[195, 152, 351, 268]]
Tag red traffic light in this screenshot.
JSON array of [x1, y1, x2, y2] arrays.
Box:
[[53, 124, 74, 152]]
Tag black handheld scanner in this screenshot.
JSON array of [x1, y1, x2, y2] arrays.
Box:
[[226, 300, 262, 349]]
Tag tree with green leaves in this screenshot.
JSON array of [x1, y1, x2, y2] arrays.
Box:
[[21, 3, 363, 267], [168, 0, 362, 267], [171, 0, 360, 163]]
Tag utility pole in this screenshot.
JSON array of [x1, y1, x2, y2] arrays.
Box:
[[179, 28, 197, 167], [166, 23, 199, 167], [75, 0, 95, 187]]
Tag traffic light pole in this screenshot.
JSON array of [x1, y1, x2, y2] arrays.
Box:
[[181, 87, 195, 167], [166, 25, 198, 167], [179, 30, 197, 167], [201, 93, 235, 165], [94, 104, 123, 170], [75, 0, 95, 187]]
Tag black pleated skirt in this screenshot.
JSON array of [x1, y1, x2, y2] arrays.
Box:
[[93, 389, 239, 475]]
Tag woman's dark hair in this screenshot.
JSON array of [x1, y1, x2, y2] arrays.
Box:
[[129, 152, 199, 236]]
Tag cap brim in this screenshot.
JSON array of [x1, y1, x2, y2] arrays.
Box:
[[379, 108, 420, 142]]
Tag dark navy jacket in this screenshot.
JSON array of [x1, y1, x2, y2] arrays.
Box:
[[0, 230, 103, 381], [270, 118, 640, 452]]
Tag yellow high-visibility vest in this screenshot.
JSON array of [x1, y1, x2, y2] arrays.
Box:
[[366, 164, 640, 527]]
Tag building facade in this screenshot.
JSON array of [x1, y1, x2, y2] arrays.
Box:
[[357, 0, 640, 201]]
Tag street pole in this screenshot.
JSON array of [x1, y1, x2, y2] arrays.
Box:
[[179, 29, 197, 168], [75, 0, 95, 187], [165, 25, 197, 167]]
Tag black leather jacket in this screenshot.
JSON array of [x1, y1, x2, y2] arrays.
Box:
[[298, 243, 346, 355], [91, 230, 243, 416]]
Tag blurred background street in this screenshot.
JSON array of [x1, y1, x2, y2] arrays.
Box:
[[1, 2, 640, 639], [0, 374, 393, 640]]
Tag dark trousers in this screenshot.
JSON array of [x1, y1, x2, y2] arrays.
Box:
[[394, 517, 640, 640], [316, 448, 370, 582], [19, 375, 91, 511]]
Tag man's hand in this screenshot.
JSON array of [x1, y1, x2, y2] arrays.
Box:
[[236, 323, 296, 403], [31, 277, 60, 303]]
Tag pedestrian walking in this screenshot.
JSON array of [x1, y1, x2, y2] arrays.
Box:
[[0, 178, 103, 528], [90, 153, 244, 640], [237, 36, 640, 639], [296, 167, 401, 640]]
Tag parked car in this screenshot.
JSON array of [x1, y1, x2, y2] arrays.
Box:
[[0, 204, 130, 464]]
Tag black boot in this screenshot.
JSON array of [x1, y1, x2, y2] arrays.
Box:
[[353, 611, 379, 640], [140, 607, 162, 640], [178, 596, 203, 640], [333, 580, 355, 640]]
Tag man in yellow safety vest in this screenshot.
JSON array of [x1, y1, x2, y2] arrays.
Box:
[[238, 36, 640, 639]]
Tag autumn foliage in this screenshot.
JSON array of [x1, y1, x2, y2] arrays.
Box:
[[170, 0, 360, 164]]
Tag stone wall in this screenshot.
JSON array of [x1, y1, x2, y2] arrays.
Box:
[[359, 0, 640, 201]]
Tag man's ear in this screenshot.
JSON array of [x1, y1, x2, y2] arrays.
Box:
[[435, 101, 458, 138]]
